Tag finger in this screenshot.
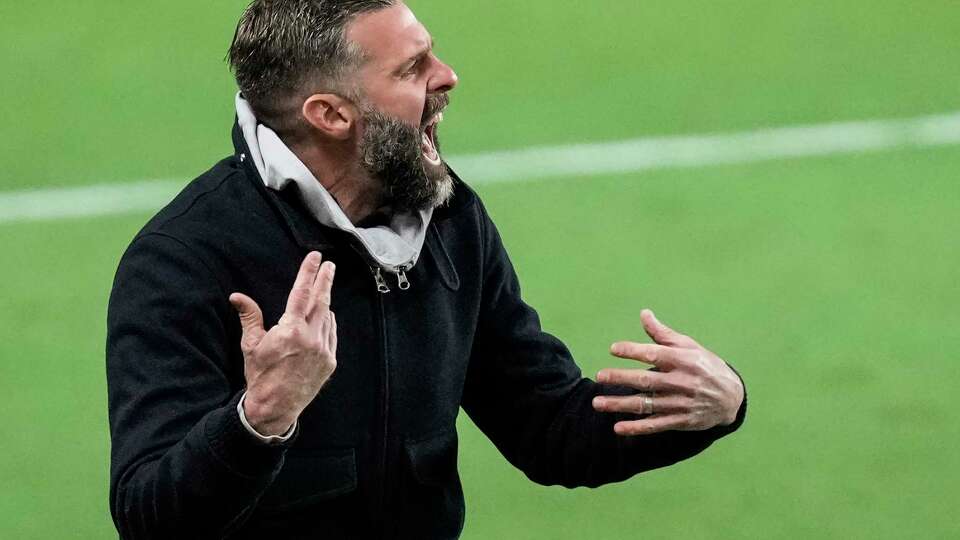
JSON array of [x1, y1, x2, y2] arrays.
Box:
[[328, 312, 338, 353], [229, 293, 266, 348], [286, 252, 322, 318], [595, 368, 680, 392], [640, 309, 700, 349], [309, 261, 336, 319], [593, 394, 690, 415], [614, 415, 690, 436], [609, 342, 687, 371]]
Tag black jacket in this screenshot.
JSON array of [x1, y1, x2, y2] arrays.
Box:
[[106, 120, 746, 539]]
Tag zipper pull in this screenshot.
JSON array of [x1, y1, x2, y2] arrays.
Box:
[[397, 266, 411, 291], [373, 267, 391, 293]]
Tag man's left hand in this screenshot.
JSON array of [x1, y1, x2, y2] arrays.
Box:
[[592, 309, 744, 436]]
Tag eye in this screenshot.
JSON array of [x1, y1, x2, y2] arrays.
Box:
[[400, 55, 429, 79], [403, 60, 420, 77]]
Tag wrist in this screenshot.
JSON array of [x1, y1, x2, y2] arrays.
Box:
[[242, 390, 297, 437], [721, 375, 746, 426]]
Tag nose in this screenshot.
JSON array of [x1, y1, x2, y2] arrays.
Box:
[[429, 55, 458, 94]]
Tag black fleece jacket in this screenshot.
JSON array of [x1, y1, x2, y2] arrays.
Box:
[[105, 120, 746, 539]]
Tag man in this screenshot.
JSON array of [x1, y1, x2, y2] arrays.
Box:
[[106, 1, 746, 538]]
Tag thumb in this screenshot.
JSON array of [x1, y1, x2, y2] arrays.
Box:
[[230, 293, 266, 347], [641, 308, 698, 348]]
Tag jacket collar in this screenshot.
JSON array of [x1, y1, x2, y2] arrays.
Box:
[[230, 117, 475, 253]]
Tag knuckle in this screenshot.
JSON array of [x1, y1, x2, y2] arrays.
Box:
[[293, 285, 311, 296], [679, 350, 699, 370], [672, 331, 693, 345], [306, 336, 323, 351], [693, 352, 712, 372], [283, 326, 301, 341], [678, 374, 700, 396], [319, 356, 337, 377]]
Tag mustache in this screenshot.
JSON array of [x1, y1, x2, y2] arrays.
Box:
[[421, 93, 450, 125]]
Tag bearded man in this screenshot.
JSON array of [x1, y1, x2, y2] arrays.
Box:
[[106, 1, 747, 538]]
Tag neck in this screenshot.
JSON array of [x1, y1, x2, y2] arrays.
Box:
[[289, 138, 383, 224]]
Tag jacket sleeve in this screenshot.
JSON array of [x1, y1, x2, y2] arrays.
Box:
[[106, 232, 290, 539], [461, 202, 747, 488]]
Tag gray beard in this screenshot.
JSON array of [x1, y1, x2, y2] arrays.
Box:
[[359, 106, 453, 213]]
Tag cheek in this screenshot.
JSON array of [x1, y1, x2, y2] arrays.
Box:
[[383, 87, 427, 126]]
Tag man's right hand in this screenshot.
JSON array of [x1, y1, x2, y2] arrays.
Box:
[[228, 251, 338, 437]]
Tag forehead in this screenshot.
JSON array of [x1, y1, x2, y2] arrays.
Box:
[[346, 3, 431, 68]]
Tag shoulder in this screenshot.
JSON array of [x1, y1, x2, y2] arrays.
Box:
[[131, 155, 294, 260], [137, 156, 270, 243], [114, 156, 296, 297]]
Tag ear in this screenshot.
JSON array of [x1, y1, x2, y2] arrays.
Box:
[[302, 94, 358, 140]]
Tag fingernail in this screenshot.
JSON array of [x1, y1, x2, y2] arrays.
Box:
[[596, 371, 606, 383], [610, 343, 621, 355], [593, 397, 604, 408], [329, 262, 336, 275]]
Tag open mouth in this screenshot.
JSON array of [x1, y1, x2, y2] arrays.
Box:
[[420, 111, 443, 166]]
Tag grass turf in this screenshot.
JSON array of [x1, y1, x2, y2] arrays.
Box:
[[2, 0, 959, 538]]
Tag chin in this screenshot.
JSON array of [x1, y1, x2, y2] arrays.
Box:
[[429, 170, 455, 209]]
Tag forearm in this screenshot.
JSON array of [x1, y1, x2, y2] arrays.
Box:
[[468, 201, 746, 488], [112, 392, 288, 539], [526, 378, 747, 488]]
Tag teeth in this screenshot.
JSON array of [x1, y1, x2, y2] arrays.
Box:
[[421, 129, 441, 165]]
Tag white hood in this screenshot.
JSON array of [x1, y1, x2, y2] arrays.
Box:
[[236, 93, 432, 274]]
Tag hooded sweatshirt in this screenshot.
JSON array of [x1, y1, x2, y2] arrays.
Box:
[[235, 93, 432, 276]]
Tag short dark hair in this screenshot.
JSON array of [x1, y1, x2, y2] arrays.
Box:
[[228, 0, 394, 139]]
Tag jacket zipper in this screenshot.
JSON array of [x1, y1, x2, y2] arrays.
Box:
[[374, 291, 390, 536], [396, 266, 410, 290], [349, 242, 392, 535], [369, 263, 411, 294], [372, 267, 391, 293]]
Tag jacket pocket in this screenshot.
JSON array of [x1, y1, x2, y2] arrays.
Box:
[[256, 447, 357, 514], [399, 429, 464, 538]]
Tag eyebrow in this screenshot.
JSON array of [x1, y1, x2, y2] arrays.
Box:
[[394, 37, 435, 73]]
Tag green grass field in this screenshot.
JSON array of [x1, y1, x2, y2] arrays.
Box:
[[2, 1, 959, 538]]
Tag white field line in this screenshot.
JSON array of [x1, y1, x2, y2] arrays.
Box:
[[3, 111, 960, 224]]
